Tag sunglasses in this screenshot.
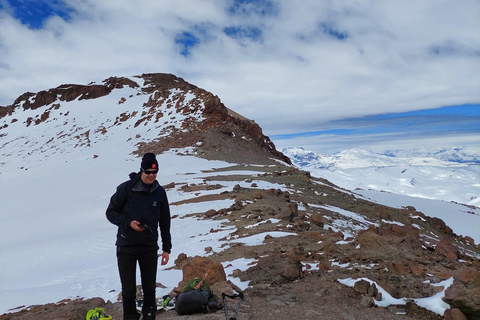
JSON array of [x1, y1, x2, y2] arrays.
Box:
[[143, 169, 158, 175]]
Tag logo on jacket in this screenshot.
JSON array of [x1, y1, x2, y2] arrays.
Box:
[[152, 201, 158, 206]]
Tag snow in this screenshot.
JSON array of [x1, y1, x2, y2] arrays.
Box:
[[338, 277, 454, 314], [1, 89, 478, 315], [356, 189, 480, 244], [284, 146, 480, 207], [284, 146, 480, 244], [414, 278, 455, 315], [1, 148, 474, 316], [0, 149, 296, 314]]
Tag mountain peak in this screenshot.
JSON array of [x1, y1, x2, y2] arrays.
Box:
[[0, 73, 290, 168]]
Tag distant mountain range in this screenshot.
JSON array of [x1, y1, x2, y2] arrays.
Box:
[[283, 146, 480, 207]]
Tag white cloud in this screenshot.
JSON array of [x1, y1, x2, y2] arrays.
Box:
[[273, 131, 480, 155], [0, 0, 478, 146]]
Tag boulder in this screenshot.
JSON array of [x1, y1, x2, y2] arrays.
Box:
[[443, 267, 480, 319], [356, 224, 422, 260], [434, 236, 460, 263], [353, 280, 370, 294], [173, 256, 228, 299], [240, 251, 303, 285], [310, 213, 324, 227], [444, 308, 468, 320]]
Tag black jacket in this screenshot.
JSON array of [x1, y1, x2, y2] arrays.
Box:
[[106, 173, 172, 253]]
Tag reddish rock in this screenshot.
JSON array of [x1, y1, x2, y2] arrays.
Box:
[[240, 251, 303, 285], [310, 213, 324, 227], [204, 209, 218, 217], [444, 267, 480, 319], [410, 265, 425, 276], [444, 308, 467, 320], [463, 236, 475, 246], [353, 279, 370, 294], [173, 256, 227, 296], [435, 236, 460, 262], [253, 192, 263, 199], [386, 262, 409, 276], [356, 224, 423, 263], [302, 231, 323, 241], [327, 231, 344, 241]]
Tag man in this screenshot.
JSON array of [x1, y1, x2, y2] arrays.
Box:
[[106, 153, 172, 320]]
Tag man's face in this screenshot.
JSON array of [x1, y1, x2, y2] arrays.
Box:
[[141, 169, 158, 184]]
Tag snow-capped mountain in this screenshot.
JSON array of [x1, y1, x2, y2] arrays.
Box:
[[0, 73, 289, 171], [283, 146, 480, 207], [1, 74, 479, 319]]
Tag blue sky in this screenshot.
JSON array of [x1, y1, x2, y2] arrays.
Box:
[[0, 0, 479, 153], [0, 0, 72, 29], [273, 104, 480, 138]]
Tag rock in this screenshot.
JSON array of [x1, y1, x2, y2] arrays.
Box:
[[279, 203, 298, 221], [386, 261, 409, 276], [354, 280, 370, 294], [444, 267, 480, 319], [205, 209, 218, 217], [326, 230, 344, 242], [463, 236, 475, 246], [163, 182, 175, 189], [310, 213, 324, 228], [264, 207, 276, 215], [435, 236, 460, 263], [360, 295, 375, 308], [355, 224, 423, 263], [173, 256, 227, 297], [444, 308, 467, 320], [302, 231, 323, 241], [0, 298, 108, 320], [410, 265, 425, 276], [240, 251, 303, 285], [253, 192, 263, 199], [174, 252, 188, 266], [244, 250, 259, 259], [367, 283, 379, 298], [230, 199, 244, 210]]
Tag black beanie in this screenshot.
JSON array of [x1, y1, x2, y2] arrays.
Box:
[[141, 153, 159, 171]]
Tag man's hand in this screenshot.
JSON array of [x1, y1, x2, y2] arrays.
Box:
[[161, 251, 170, 265], [130, 220, 146, 231]]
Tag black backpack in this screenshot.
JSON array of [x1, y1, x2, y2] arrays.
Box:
[[175, 288, 210, 315]]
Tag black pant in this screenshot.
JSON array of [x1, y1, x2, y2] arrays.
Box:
[[117, 245, 158, 319]]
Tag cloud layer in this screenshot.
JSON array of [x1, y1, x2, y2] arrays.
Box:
[[0, 0, 479, 153]]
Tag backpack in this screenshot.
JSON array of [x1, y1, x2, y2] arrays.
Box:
[[175, 277, 213, 315], [175, 289, 210, 315]]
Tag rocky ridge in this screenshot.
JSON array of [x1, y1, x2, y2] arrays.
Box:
[[0, 73, 290, 167], [0, 74, 479, 320]]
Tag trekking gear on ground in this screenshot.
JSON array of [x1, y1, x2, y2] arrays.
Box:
[[136, 296, 171, 312], [175, 289, 209, 315], [183, 270, 212, 294], [194, 269, 210, 289], [85, 307, 112, 320], [175, 270, 213, 315], [160, 295, 176, 310], [222, 292, 244, 320]]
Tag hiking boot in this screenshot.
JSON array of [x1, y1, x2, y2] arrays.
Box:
[[124, 312, 141, 320], [142, 306, 156, 320]]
